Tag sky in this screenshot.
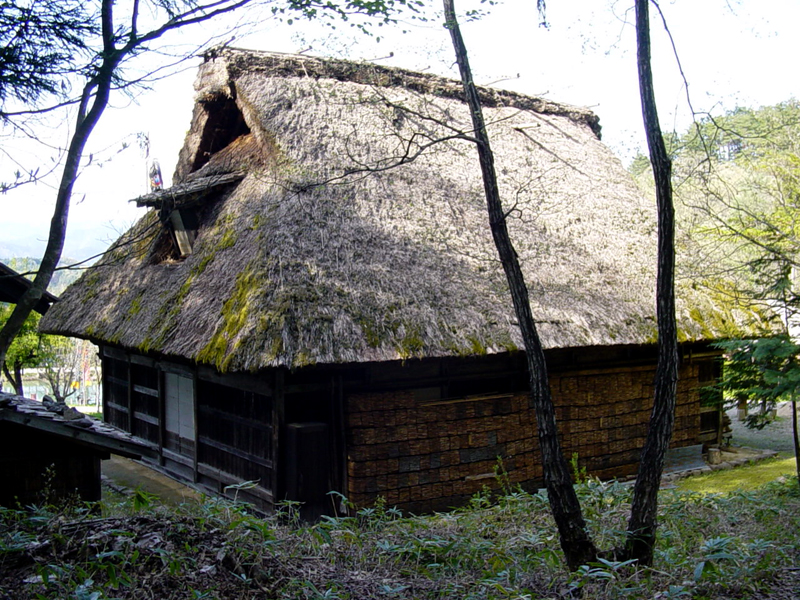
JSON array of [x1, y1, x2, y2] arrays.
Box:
[[0, 0, 797, 262]]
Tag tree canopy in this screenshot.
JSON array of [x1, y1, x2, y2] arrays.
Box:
[[0, 1, 98, 108]]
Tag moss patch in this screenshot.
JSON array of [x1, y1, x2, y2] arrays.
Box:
[[250, 213, 265, 230], [216, 226, 238, 252], [128, 294, 144, 317], [138, 227, 238, 353], [396, 328, 425, 359], [677, 456, 797, 494], [196, 264, 264, 371], [82, 271, 103, 302]]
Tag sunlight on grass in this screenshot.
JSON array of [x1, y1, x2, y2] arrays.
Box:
[[676, 456, 798, 494]]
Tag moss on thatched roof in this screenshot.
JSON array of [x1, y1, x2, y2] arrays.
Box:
[[40, 48, 760, 372]]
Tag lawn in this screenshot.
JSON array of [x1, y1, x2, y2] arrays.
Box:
[[677, 455, 798, 494]]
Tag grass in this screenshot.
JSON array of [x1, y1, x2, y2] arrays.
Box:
[[677, 455, 798, 494], [1, 474, 798, 600]]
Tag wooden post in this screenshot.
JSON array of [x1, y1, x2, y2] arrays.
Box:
[[126, 353, 133, 433], [272, 368, 285, 506], [336, 373, 348, 514], [192, 368, 199, 483], [158, 368, 165, 465], [100, 349, 109, 423]]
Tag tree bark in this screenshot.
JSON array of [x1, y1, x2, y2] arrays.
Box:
[[0, 0, 121, 372], [2, 362, 24, 396], [624, 0, 679, 566], [792, 398, 799, 488], [442, 0, 597, 570]]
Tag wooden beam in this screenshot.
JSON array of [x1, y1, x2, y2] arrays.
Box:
[[198, 404, 273, 433], [129, 354, 156, 368], [272, 369, 284, 502], [419, 393, 513, 407], [158, 360, 195, 376], [0, 410, 157, 459], [106, 401, 128, 413], [133, 410, 159, 426], [102, 346, 127, 361], [197, 435, 274, 470], [132, 384, 159, 398], [192, 367, 199, 483], [197, 366, 272, 396]]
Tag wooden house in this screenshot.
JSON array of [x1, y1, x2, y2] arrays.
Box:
[[40, 48, 748, 515]]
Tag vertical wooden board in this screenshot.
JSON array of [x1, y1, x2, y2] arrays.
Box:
[[158, 368, 165, 462], [192, 368, 199, 482], [165, 372, 197, 443], [126, 356, 133, 432], [273, 369, 284, 502], [179, 375, 196, 441], [165, 372, 180, 434]]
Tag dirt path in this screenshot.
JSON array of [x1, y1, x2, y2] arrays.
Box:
[[727, 401, 798, 456], [102, 456, 204, 506]]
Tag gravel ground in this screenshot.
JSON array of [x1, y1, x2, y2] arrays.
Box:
[[727, 401, 798, 456]]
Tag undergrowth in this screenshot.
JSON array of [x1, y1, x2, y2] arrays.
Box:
[[0, 476, 797, 599]]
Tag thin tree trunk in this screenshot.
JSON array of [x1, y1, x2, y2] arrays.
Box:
[[442, 0, 597, 570], [624, 0, 679, 566], [0, 0, 255, 371], [0, 0, 120, 370], [3, 362, 24, 396], [792, 398, 799, 488]]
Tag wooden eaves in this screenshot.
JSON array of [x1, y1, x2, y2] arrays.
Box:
[[0, 393, 157, 460], [0, 262, 59, 315]]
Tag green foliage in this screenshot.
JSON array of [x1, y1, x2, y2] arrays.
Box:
[[667, 101, 800, 322], [0, 303, 45, 375], [273, 0, 428, 36], [0, 473, 798, 599], [570, 452, 588, 484], [0, 0, 99, 108], [715, 336, 800, 427]]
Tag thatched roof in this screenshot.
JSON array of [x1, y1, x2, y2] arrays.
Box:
[[40, 48, 756, 372]]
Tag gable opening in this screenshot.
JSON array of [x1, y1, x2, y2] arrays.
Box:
[[148, 197, 222, 264], [190, 93, 251, 174]]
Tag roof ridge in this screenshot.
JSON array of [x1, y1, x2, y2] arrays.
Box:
[[204, 46, 602, 138]]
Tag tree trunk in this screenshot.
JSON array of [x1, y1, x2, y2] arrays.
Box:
[[0, 0, 120, 370], [792, 398, 799, 488], [0, 0, 256, 371], [3, 362, 24, 396], [442, 0, 597, 570], [624, 0, 679, 566]]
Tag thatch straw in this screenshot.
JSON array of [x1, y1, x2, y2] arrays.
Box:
[[40, 48, 762, 371]]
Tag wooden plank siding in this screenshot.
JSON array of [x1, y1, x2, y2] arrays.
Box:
[[99, 346, 278, 511], [342, 347, 714, 514], [98, 342, 719, 516]]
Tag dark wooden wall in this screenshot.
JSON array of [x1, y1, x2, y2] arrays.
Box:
[[0, 423, 105, 507], [101, 347, 278, 511], [343, 345, 715, 513], [99, 342, 719, 516]]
